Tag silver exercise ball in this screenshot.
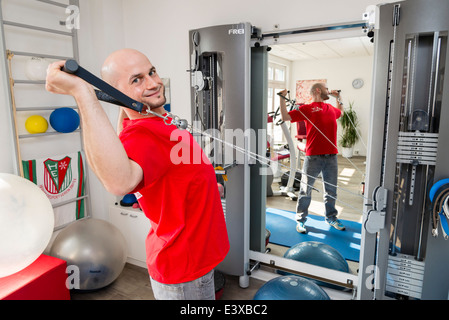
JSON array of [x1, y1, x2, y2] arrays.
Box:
[[50, 218, 127, 290]]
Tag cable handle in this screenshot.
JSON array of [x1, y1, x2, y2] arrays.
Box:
[[62, 59, 79, 74], [276, 91, 297, 111]]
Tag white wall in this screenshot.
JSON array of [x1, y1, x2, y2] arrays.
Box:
[[290, 55, 373, 156], [76, 0, 126, 220]]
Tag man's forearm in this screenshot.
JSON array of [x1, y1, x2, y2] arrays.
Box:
[[75, 88, 142, 195], [279, 97, 292, 122], [335, 93, 344, 111], [116, 108, 127, 135]]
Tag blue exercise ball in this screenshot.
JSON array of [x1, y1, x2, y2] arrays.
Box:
[[280, 241, 349, 289], [50, 107, 80, 133], [254, 276, 330, 300]]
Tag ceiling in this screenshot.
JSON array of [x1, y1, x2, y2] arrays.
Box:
[[268, 36, 374, 61]]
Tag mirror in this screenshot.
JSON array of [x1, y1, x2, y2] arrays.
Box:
[[263, 35, 373, 284]]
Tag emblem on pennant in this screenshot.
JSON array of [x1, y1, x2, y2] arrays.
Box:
[[44, 156, 73, 194]]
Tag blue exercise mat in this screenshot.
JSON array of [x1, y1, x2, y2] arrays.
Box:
[[266, 207, 362, 262]]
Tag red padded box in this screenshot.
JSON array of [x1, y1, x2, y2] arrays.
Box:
[[0, 254, 70, 300]]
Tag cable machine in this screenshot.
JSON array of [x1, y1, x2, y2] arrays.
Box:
[[188, 23, 254, 287], [359, 0, 449, 300]]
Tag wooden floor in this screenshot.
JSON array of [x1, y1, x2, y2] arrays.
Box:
[[71, 155, 366, 301], [70, 263, 266, 300]]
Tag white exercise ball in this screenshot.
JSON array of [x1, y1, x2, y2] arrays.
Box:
[[25, 57, 50, 81], [0, 173, 54, 278]]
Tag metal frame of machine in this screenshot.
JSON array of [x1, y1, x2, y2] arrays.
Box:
[[359, 0, 449, 300], [188, 23, 253, 287]]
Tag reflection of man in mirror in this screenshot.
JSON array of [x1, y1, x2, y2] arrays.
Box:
[[279, 83, 345, 234]]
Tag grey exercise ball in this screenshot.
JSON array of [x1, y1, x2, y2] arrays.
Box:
[[50, 218, 127, 291]]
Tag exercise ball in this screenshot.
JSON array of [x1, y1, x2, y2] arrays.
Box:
[[254, 276, 330, 300], [25, 115, 48, 134], [49, 108, 80, 133], [50, 218, 127, 290], [0, 173, 54, 278], [280, 241, 349, 289], [25, 57, 49, 81]]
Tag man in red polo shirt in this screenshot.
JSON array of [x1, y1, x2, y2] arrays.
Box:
[[279, 83, 345, 234], [46, 49, 229, 300]]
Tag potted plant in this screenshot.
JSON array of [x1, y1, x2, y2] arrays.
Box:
[[339, 101, 359, 158]]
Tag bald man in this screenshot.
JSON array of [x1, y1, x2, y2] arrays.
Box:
[[46, 49, 230, 300]]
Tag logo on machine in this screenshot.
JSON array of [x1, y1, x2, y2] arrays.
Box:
[[228, 28, 245, 35]]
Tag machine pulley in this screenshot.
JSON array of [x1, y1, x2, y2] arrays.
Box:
[[364, 186, 388, 234]]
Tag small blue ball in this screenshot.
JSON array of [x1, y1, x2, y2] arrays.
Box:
[[50, 108, 80, 133], [120, 194, 137, 207]]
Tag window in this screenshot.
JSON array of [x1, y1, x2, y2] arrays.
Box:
[[267, 62, 288, 145], [275, 67, 285, 82]]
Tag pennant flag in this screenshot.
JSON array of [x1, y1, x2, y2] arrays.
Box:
[[22, 151, 86, 228]]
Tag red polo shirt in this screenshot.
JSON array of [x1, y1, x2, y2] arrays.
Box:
[[289, 102, 341, 156], [119, 116, 229, 284]]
